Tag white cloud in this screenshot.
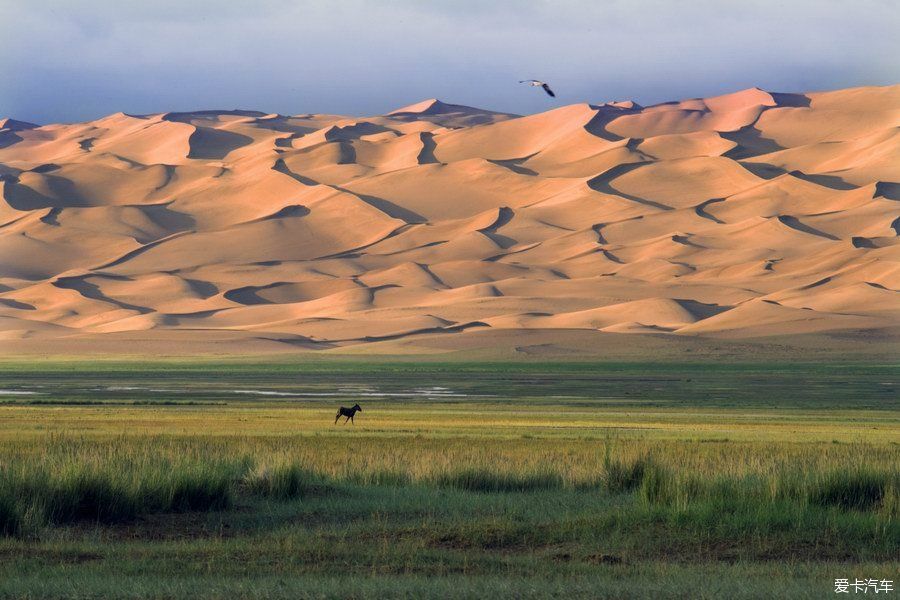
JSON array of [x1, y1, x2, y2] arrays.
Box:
[[1, 0, 897, 122]]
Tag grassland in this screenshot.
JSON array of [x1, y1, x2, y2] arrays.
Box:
[[0, 360, 897, 598]]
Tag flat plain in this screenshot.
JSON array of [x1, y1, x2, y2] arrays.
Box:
[[0, 359, 896, 598]]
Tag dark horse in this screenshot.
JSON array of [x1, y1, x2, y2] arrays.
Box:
[[334, 403, 362, 425]]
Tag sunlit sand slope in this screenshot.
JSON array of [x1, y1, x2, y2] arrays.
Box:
[[1, 86, 898, 351]]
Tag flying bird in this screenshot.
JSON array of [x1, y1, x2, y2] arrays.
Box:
[[520, 80, 556, 98]]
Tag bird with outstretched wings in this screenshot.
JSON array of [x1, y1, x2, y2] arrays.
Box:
[[519, 79, 556, 97]]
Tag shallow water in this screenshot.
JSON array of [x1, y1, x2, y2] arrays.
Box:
[[4, 383, 475, 402], [1, 364, 895, 410]]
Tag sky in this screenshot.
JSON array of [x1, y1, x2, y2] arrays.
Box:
[[2, 0, 898, 123]]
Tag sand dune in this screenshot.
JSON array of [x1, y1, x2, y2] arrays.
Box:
[[1, 85, 898, 352]]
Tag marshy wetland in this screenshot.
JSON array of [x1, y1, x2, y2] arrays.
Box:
[[0, 359, 896, 598]]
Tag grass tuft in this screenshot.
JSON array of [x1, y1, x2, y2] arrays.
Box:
[[243, 464, 324, 499], [0, 491, 22, 536], [0, 455, 240, 532], [42, 471, 136, 524], [168, 469, 234, 512], [603, 453, 654, 493], [347, 470, 412, 487], [434, 469, 564, 493], [807, 469, 894, 512]]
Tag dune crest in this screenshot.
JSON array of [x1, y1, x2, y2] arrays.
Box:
[[1, 85, 898, 351]]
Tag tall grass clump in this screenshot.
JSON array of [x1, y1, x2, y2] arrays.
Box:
[[41, 468, 138, 524], [0, 491, 22, 536], [0, 442, 246, 533], [637, 461, 678, 507], [434, 468, 564, 493], [806, 468, 898, 514], [243, 463, 325, 499], [23, 461, 239, 526], [164, 465, 236, 512], [343, 469, 412, 487], [602, 450, 654, 493], [636, 459, 900, 541]]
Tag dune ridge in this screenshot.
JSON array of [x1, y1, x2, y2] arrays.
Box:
[[1, 85, 898, 352]]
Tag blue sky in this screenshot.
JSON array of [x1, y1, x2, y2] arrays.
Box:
[[2, 0, 898, 123]]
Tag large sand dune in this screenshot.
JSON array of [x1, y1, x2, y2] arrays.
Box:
[[1, 85, 898, 354]]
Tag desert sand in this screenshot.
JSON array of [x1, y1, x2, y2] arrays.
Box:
[[1, 86, 898, 355]]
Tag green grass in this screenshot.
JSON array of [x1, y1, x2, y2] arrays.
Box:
[[0, 446, 243, 532], [434, 468, 566, 492], [601, 450, 653, 492], [242, 463, 328, 499], [0, 361, 896, 598]]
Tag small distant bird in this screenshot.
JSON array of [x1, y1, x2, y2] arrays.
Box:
[[520, 80, 556, 98]]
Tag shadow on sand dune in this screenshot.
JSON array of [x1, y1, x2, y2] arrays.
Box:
[[777, 216, 839, 241], [770, 92, 812, 108], [2, 174, 87, 210], [587, 163, 674, 211], [52, 275, 151, 314], [722, 126, 785, 160], [417, 133, 439, 165], [187, 127, 255, 160]]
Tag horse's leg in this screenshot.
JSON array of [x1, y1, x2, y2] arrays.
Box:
[[335, 413, 340, 425], [351, 414, 355, 425]]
